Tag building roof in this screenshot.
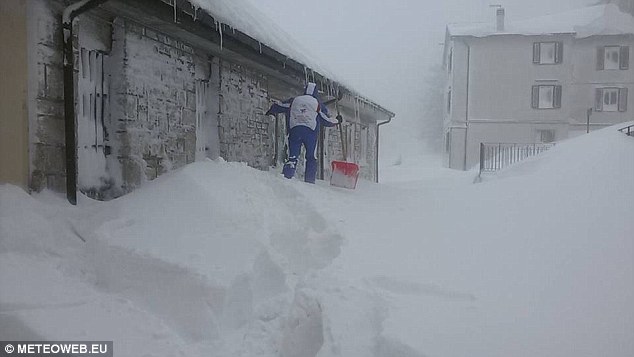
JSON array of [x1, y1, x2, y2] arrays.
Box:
[[447, 4, 634, 39], [188, 0, 394, 116]]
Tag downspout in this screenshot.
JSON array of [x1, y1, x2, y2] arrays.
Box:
[[62, 0, 109, 205], [375, 116, 393, 183], [462, 41, 471, 171]]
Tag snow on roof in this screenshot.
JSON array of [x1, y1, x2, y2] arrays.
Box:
[[189, 0, 333, 77], [188, 0, 391, 114], [448, 4, 634, 39]]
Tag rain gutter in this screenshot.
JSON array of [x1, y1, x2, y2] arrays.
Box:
[[375, 116, 394, 183]]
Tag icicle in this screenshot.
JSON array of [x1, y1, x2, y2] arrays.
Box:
[[304, 66, 308, 84], [193, 7, 198, 21], [259, 42, 262, 54], [173, 0, 177, 23], [219, 23, 223, 50]]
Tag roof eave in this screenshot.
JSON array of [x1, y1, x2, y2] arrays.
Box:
[[178, 0, 394, 117]]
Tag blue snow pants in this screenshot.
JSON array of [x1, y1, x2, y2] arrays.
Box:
[[283, 125, 318, 183]]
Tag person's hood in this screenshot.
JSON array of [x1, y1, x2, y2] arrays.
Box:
[[304, 82, 318, 98]]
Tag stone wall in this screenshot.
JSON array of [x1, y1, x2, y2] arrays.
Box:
[[107, 17, 204, 195], [24, 0, 386, 197], [28, 0, 67, 193], [218, 59, 276, 170]]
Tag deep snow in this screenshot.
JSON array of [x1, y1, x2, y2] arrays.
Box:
[[1, 125, 633, 356]]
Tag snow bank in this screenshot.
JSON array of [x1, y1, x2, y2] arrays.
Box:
[[1, 161, 351, 356], [312, 125, 634, 357], [1, 125, 633, 356]]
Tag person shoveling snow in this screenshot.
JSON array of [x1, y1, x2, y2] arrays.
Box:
[[266, 82, 342, 183]]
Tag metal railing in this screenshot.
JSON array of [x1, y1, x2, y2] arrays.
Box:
[[618, 124, 634, 137], [479, 142, 555, 176]]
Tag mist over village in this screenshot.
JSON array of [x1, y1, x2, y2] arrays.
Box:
[[0, 0, 632, 356]]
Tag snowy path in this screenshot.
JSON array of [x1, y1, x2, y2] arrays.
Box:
[[1, 126, 633, 357]]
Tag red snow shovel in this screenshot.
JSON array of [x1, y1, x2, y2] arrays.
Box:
[[330, 97, 360, 189]]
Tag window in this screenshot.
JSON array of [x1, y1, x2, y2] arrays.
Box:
[[603, 88, 618, 111], [605, 46, 620, 70], [595, 87, 628, 112], [537, 129, 555, 143], [531, 85, 562, 109], [533, 42, 563, 64], [597, 46, 630, 70]]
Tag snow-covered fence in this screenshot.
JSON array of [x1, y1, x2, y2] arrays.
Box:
[[619, 124, 634, 137], [479, 142, 555, 176]]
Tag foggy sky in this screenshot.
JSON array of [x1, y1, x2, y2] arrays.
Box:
[[248, 0, 595, 154]]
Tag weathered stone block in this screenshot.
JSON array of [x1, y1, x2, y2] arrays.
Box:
[[182, 108, 196, 126], [46, 174, 67, 193], [120, 157, 143, 188], [36, 98, 64, 118], [33, 143, 65, 175], [43, 64, 64, 100], [36, 116, 65, 146]]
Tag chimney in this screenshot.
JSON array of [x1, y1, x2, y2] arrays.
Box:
[[496, 7, 505, 32]]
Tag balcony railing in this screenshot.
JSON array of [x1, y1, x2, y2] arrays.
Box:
[[479, 142, 555, 177], [618, 124, 634, 137]]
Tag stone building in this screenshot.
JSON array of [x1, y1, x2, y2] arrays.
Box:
[[0, 0, 394, 202]]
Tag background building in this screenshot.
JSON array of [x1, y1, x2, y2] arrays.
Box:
[[443, 4, 634, 170]]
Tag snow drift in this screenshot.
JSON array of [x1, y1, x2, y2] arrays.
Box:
[[1, 125, 633, 357]]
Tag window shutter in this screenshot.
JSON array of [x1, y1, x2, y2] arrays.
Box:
[[618, 87, 628, 112], [555, 42, 563, 64], [533, 43, 540, 64], [620, 46, 629, 70], [531, 86, 540, 108], [597, 47, 605, 70], [595, 88, 604, 111], [553, 85, 562, 108]]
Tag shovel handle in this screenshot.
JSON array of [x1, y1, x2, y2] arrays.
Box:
[[338, 121, 347, 161], [335, 89, 347, 161]]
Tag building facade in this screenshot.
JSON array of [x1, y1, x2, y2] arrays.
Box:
[[0, 0, 394, 201], [443, 4, 634, 170]]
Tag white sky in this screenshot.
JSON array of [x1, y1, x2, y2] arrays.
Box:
[[248, 0, 595, 154]]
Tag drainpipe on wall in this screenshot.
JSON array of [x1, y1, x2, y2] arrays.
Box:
[[462, 41, 471, 171], [375, 116, 393, 183], [62, 0, 109, 205]]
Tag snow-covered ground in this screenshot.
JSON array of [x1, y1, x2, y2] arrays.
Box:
[[1, 125, 633, 357]]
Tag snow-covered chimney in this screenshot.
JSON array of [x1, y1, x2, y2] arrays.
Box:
[[496, 7, 505, 32]]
